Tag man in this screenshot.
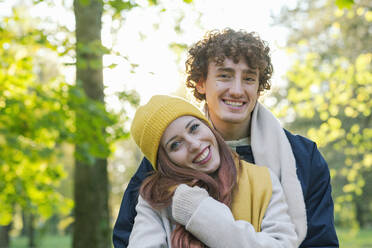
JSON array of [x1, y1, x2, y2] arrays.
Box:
[[113, 28, 339, 247]]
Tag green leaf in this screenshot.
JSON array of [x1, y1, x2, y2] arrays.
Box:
[[335, 0, 354, 9], [107, 63, 118, 69], [108, 0, 138, 13], [148, 0, 157, 6]]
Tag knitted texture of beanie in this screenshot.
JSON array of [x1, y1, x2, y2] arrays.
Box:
[[130, 95, 210, 169]]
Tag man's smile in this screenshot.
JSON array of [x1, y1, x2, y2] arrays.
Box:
[[223, 99, 245, 107]]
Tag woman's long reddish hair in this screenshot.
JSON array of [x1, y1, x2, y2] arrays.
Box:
[[139, 120, 238, 248]]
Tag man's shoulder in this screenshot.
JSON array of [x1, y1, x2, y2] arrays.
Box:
[[132, 157, 154, 181], [283, 129, 316, 156], [283, 129, 331, 190], [283, 129, 319, 179]]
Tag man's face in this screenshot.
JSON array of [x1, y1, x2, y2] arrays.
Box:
[[196, 58, 260, 132]]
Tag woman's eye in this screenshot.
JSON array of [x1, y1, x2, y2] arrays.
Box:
[[190, 123, 200, 133], [170, 141, 180, 151]]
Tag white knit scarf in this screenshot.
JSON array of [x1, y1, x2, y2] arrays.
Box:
[[251, 102, 307, 246], [205, 102, 307, 246]]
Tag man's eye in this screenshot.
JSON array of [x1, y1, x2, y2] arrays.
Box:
[[190, 123, 200, 133], [218, 74, 230, 79], [244, 75, 256, 82], [243, 78, 255, 84]]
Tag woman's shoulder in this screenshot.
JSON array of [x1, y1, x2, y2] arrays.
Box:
[[237, 160, 272, 189], [239, 160, 271, 175], [137, 195, 171, 216]]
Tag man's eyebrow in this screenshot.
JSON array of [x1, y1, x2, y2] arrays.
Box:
[[244, 69, 258, 75], [216, 67, 257, 75], [216, 67, 234, 73], [165, 119, 195, 148]]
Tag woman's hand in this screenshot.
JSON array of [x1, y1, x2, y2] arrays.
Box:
[[172, 184, 209, 225]]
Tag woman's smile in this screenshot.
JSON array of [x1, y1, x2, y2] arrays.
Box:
[[193, 146, 211, 165]]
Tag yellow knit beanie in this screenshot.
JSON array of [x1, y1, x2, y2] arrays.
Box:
[[130, 95, 210, 169]]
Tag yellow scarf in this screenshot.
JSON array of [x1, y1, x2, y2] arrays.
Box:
[[231, 159, 272, 232]]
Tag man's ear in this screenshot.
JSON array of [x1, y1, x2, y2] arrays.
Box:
[[196, 81, 206, 94]]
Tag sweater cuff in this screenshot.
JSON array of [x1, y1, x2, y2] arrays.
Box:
[[172, 184, 209, 226]]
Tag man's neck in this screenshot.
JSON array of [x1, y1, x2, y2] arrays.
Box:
[[212, 119, 251, 141]]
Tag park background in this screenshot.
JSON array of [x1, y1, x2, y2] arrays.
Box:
[[0, 0, 371, 247]]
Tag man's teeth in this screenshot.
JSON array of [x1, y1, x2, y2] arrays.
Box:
[[195, 148, 209, 163], [224, 100, 243, 106]]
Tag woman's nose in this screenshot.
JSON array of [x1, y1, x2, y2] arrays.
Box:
[[187, 138, 201, 152]]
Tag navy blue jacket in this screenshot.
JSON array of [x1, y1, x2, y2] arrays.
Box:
[[113, 130, 339, 247]]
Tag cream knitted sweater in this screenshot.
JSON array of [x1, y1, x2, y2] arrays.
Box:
[[128, 170, 297, 248]]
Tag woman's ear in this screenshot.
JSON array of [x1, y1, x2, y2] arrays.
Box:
[[196, 81, 206, 94]]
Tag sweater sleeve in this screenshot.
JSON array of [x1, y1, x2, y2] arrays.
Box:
[[172, 184, 209, 226], [184, 170, 298, 248], [128, 196, 169, 248]]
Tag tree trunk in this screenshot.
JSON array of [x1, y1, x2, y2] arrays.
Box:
[[355, 199, 365, 227], [0, 224, 11, 248], [73, 0, 110, 248], [27, 214, 35, 248], [21, 211, 27, 236]]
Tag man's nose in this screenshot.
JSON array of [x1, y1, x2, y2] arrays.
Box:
[[229, 78, 243, 97]]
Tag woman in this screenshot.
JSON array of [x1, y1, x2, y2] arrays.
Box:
[[128, 95, 297, 248]]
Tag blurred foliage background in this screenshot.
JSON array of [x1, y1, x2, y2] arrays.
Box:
[[0, 0, 371, 247]]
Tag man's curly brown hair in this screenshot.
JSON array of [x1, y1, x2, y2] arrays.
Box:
[[185, 28, 273, 101]]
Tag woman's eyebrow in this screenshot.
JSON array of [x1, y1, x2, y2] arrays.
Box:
[[165, 135, 177, 148], [185, 119, 195, 129]]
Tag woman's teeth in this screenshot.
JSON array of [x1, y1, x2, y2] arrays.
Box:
[[195, 148, 209, 163]]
